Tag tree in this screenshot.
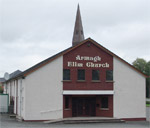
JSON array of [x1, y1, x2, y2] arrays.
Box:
[[145, 61, 150, 98], [132, 58, 150, 98], [0, 86, 3, 93]]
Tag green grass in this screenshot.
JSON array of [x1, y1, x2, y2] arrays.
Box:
[[146, 101, 150, 107], [147, 104, 150, 107]]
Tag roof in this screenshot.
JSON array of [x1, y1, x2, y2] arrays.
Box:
[[7, 38, 148, 81], [0, 78, 5, 83], [9, 70, 22, 79], [14, 47, 72, 78], [5, 70, 22, 82]]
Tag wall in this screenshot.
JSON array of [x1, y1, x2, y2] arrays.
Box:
[[14, 78, 25, 118], [96, 95, 113, 117], [3, 83, 7, 94], [113, 57, 146, 119], [24, 56, 63, 121], [63, 41, 114, 117], [3, 81, 15, 108], [63, 41, 113, 90], [3, 78, 25, 118]]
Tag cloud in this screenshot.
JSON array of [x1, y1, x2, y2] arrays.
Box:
[[0, 0, 149, 76]]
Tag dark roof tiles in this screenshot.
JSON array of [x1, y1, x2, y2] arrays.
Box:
[[0, 78, 5, 83]]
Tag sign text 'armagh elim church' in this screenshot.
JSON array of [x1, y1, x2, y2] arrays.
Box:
[[67, 55, 110, 68]]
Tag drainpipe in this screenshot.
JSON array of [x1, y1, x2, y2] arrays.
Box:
[[5, 83, 7, 94]]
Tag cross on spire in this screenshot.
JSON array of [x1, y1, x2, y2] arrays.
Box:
[[72, 4, 84, 46]]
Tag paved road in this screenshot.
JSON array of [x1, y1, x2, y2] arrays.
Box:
[[146, 107, 150, 121], [146, 98, 150, 102], [0, 115, 149, 128], [0, 107, 150, 128]]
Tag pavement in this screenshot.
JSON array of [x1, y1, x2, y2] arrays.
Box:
[[0, 115, 149, 128], [146, 107, 150, 121], [146, 98, 150, 102], [0, 107, 149, 128]]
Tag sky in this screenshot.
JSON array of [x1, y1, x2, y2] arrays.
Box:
[[0, 0, 150, 77]]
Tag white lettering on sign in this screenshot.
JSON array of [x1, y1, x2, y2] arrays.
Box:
[[76, 55, 101, 62], [68, 62, 83, 67], [67, 61, 109, 68], [86, 62, 109, 68]]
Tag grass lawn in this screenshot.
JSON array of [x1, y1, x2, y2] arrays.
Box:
[[146, 101, 150, 107], [146, 104, 150, 107], [146, 103, 150, 107]]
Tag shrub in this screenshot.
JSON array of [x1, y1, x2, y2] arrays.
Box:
[[0, 86, 3, 93]]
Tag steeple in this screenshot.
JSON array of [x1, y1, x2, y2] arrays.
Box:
[[72, 4, 84, 46]]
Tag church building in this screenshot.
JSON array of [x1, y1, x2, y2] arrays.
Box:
[[3, 5, 147, 121]]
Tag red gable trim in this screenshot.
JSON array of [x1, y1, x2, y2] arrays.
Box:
[[23, 38, 148, 78], [87, 38, 148, 78], [23, 39, 91, 77]]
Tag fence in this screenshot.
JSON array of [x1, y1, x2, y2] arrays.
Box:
[[0, 94, 9, 113]]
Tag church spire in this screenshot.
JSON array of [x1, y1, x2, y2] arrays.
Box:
[[72, 4, 84, 46]]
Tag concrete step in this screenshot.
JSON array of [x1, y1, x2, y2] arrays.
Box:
[[44, 119, 63, 123], [9, 114, 16, 118], [16, 115, 23, 122], [63, 119, 125, 124], [44, 117, 125, 124]]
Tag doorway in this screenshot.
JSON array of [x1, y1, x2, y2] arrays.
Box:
[[72, 97, 96, 117]]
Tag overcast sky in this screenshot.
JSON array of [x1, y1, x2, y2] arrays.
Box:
[[0, 0, 150, 77]]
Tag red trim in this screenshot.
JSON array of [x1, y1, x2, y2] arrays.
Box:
[[21, 38, 147, 78], [24, 56, 61, 76], [87, 38, 148, 78], [122, 118, 146, 121]]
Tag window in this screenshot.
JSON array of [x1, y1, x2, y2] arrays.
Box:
[[63, 69, 70, 80], [77, 69, 85, 80], [106, 70, 113, 81], [65, 97, 69, 109], [101, 97, 108, 108], [92, 70, 100, 80]]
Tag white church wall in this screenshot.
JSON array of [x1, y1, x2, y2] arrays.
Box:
[[15, 78, 25, 119], [113, 57, 146, 119], [14, 80, 16, 114], [24, 56, 63, 121]]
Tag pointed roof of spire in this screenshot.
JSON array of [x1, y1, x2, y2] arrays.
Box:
[[72, 4, 84, 46]]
